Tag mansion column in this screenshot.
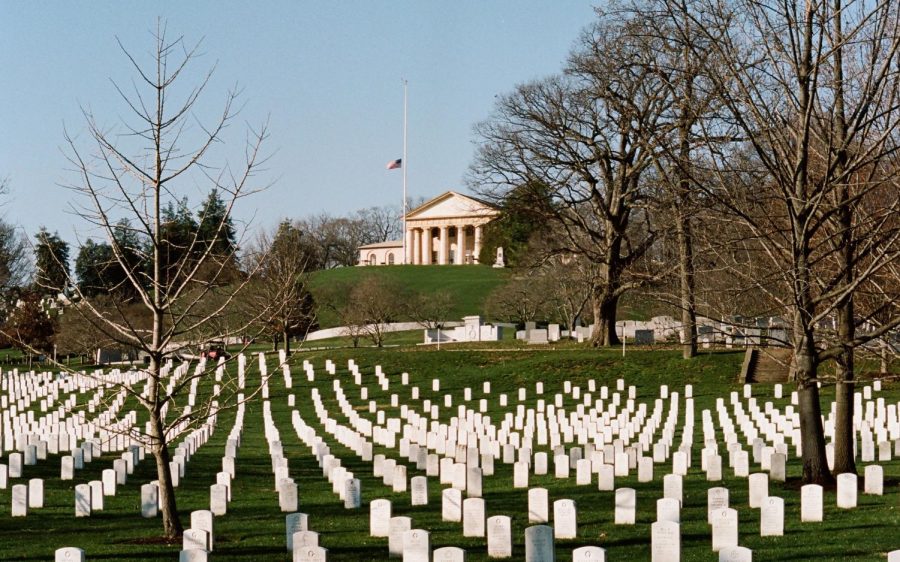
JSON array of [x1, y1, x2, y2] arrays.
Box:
[[457, 224, 467, 265], [473, 225, 483, 264], [405, 228, 414, 264], [412, 228, 421, 265], [422, 227, 432, 265], [439, 226, 449, 265]]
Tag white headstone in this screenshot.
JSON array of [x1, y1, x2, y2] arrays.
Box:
[[191, 510, 214, 551], [656, 497, 680, 523], [711, 508, 738, 552], [573, 546, 606, 561], [28, 478, 43, 508], [759, 496, 784, 536], [89, 480, 103, 511], [388, 516, 412, 558], [402, 529, 430, 562], [800, 484, 822, 522], [12, 484, 27, 516], [748, 473, 768, 508], [370, 499, 392, 537], [286, 512, 310, 550], [718, 546, 752, 562], [141, 483, 158, 518], [864, 464, 883, 495], [651, 520, 680, 562], [529, 487, 549, 524], [183, 529, 209, 552], [434, 546, 466, 561], [75, 483, 91, 517], [615, 488, 636, 525], [54, 548, 85, 562], [411, 476, 428, 506], [442, 488, 462, 522], [553, 499, 577, 539], [293, 546, 327, 562], [837, 472, 857, 508], [210, 483, 227, 515], [487, 515, 512, 558], [345, 478, 361, 509], [525, 525, 555, 562], [463, 497, 486, 537], [707, 487, 729, 524]]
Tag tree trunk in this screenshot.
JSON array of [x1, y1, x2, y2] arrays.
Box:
[[832, 376, 856, 475], [676, 206, 697, 359], [150, 406, 182, 540], [283, 330, 291, 356], [794, 335, 834, 485], [591, 287, 621, 347], [830, 0, 857, 478]]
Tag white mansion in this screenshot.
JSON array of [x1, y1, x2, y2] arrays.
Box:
[[358, 191, 499, 266]]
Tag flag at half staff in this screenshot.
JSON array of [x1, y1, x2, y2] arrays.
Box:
[[386, 158, 402, 170]]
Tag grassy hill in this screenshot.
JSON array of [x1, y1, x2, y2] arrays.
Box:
[[308, 264, 511, 329]]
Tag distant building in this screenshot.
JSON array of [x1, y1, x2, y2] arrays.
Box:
[[358, 190, 500, 266]]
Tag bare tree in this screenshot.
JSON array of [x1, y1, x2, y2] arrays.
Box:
[[59, 24, 271, 538], [666, 0, 900, 484], [244, 221, 317, 355], [471, 12, 670, 347]]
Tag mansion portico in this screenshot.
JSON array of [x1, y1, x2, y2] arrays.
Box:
[[358, 191, 499, 266]]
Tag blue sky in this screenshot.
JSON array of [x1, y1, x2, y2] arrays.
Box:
[[0, 1, 597, 247]]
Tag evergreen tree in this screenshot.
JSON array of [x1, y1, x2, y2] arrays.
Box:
[[197, 190, 236, 256], [34, 228, 70, 295]]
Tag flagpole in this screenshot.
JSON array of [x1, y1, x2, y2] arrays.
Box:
[[402, 79, 409, 264]]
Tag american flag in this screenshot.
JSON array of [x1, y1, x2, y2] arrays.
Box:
[[386, 158, 402, 170]]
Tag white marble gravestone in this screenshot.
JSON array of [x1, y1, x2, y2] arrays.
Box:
[[183, 529, 208, 552], [434, 546, 467, 561], [760, 496, 784, 536], [837, 473, 857, 508], [463, 498, 486, 537], [800, 484, 822, 522], [389, 516, 412, 558], [293, 546, 327, 562], [748, 473, 768, 508], [525, 525, 555, 562], [663, 474, 683, 504], [345, 478, 361, 509], [12, 484, 27, 516], [443, 488, 462, 522], [370, 499, 392, 537], [657, 497, 680, 523], [75, 483, 91, 517], [279, 480, 299, 512], [411, 476, 428, 506], [191, 510, 214, 551], [141, 483, 158, 518], [402, 529, 430, 562], [529, 488, 549, 524], [89, 480, 103, 511], [210, 483, 227, 516], [711, 508, 738, 552], [54, 548, 85, 562], [718, 546, 752, 562], [553, 499, 577, 539], [28, 478, 43, 508], [651, 520, 680, 562], [864, 465, 883, 495], [615, 488, 636, 525], [102, 469, 116, 496], [707, 487, 729, 524], [487, 515, 512, 558], [573, 546, 606, 561], [286, 512, 310, 550]]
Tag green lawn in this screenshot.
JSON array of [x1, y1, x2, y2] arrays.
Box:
[[308, 265, 511, 328], [0, 346, 898, 560]]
